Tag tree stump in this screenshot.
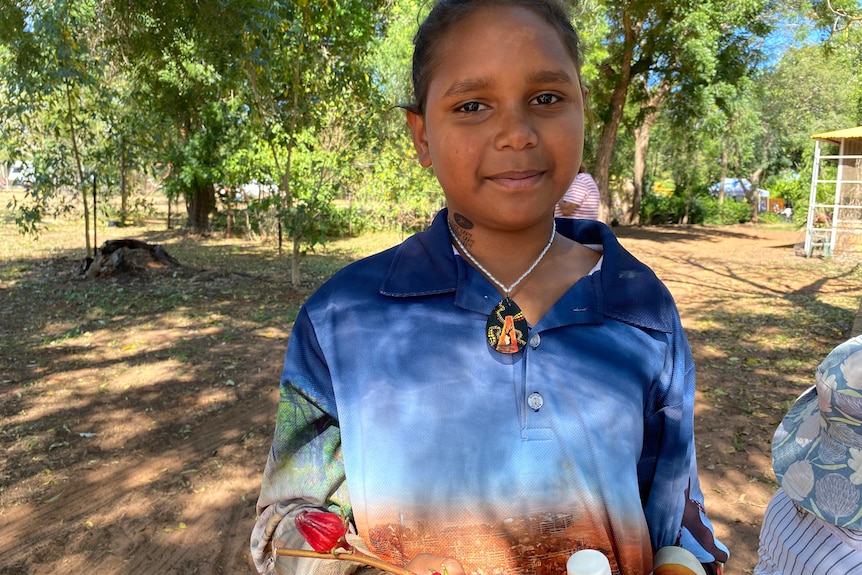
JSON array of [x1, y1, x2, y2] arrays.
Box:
[[80, 239, 181, 279]]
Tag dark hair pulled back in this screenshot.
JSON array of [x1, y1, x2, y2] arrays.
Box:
[[408, 0, 581, 114]]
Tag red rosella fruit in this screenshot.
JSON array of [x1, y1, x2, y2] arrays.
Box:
[[295, 510, 350, 553]]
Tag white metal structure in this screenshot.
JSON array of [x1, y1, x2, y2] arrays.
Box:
[[805, 126, 862, 258]]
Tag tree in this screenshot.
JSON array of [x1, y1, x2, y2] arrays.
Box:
[[359, 0, 443, 235], [239, 0, 387, 286], [627, 76, 669, 224], [810, 0, 862, 123], [0, 0, 118, 255], [811, 0, 862, 33], [103, 0, 253, 234], [759, 44, 859, 172], [585, 0, 774, 223]]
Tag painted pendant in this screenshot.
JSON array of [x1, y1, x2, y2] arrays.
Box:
[[486, 297, 528, 354]]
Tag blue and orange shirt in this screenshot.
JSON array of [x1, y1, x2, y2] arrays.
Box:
[[252, 209, 728, 575]]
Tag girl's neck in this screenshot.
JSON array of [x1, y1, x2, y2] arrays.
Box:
[[447, 216, 558, 290]]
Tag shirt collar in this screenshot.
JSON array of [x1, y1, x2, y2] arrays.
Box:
[[379, 209, 676, 333]]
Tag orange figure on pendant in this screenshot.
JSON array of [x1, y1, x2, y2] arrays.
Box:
[[496, 314, 520, 354]]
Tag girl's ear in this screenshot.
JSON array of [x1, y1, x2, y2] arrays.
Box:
[[406, 109, 433, 168]]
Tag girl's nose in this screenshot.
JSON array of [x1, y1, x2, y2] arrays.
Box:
[[493, 105, 538, 151]]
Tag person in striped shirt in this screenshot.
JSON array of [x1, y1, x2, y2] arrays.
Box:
[[555, 163, 600, 220], [755, 334, 862, 575]]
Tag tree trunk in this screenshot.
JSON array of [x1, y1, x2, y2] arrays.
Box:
[[629, 80, 668, 226], [593, 11, 641, 224], [65, 79, 91, 258], [747, 170, 762, 224], [292, 234, 301, 289], [749, 167, 764, 186], [92, 175, 98, 249], [737, 174, 758, 223], [120, 134, 128, 225], [225, 195, 233, 238], [630, 125, 649, 226], [283, 5, 306, 287], [718, 148, 728, 204], [186, 183, 215, 233]]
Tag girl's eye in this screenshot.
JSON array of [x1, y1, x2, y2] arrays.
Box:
[[533, 93, 561, 105], [457, 101, 485, 113]]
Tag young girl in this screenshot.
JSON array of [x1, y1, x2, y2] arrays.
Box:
[[251, 2, 728, 574]]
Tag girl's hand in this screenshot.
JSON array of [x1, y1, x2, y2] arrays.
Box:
[[406, 553, 466, 575]]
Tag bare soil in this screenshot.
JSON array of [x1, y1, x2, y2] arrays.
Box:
[[1, 208, 860, 575]]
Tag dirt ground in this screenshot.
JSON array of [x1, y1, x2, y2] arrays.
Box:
[[1, 217, 861, 575]]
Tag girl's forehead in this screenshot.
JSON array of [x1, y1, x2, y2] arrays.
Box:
[[438, 5, 561, 50], [428, 6, 578, 90]]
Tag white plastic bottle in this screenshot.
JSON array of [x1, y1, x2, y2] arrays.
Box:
[[566, 549, 611, 575]]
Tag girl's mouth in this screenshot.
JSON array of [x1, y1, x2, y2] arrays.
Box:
[[488, 170, 544, 189]]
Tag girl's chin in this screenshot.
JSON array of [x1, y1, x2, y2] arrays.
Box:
[[445, 200, 556, 226], [485, 211, 557, 231]]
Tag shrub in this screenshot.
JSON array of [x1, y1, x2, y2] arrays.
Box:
[[639, 191, 707, 225], [757, 211, 783, 224], [700, 197, 752, 225], [640, 193, 681, 225]]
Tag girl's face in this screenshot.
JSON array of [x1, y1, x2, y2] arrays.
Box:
[[407, 5, 585, 232]]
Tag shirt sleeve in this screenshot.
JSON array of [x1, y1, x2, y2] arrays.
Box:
[[560, 179, 582, 206], [637, 315, 729, 570], [567, 175, 589, 206], [251, 305, 357, 575]]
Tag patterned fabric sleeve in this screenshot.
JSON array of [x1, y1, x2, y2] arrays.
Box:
[[251, 306, 356, 575], [672, 332, 730, 569], [637, 315, 729, 570]]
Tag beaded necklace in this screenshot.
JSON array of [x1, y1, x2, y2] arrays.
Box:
[[448, 219, 555, 353]]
